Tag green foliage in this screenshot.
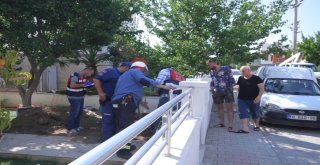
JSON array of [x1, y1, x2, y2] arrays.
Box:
[[143, 87, 159, 96], [65, 0, 143, 69], [0, 1, 141, 106], [0, 50, 31, 88], [0, 107, 11, 136], [142, 0, 290, 76], [298, 32, 320, 66]]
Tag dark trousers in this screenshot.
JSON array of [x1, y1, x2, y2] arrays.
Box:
[[100, 101, 116, 141], [151, 97, 170, 134], [67, 97, 84, 130], [151, 96, 181, 134], [113, 99, 137, 133]]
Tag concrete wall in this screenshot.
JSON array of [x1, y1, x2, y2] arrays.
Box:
[[139, 79, 212, 165], [0, 91, 159, 111], [13, 57, 113, 92]]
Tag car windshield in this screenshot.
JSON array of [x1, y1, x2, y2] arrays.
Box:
[[265, 78, 320, 95], [292, 64, 319, 72], [232, 70, 241, 75]]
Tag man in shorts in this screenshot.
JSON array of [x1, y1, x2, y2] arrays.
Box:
[[234, 66, 264, 133], [206, 59, 235, 132]]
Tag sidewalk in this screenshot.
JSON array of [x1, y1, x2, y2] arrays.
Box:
[[0, 133, 142, 164], [202, 110, 283, 165]]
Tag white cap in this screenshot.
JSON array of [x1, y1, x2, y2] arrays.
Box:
[[131, 61, 148, 71]]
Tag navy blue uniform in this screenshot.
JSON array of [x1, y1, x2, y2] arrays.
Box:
[[95, 68, 121, 141]]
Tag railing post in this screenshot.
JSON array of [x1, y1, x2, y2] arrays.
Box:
[[164, 89, 173, 156], [179, 79, 212, 145]]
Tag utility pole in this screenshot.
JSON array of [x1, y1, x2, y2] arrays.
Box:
[[292, 0, 303, 54]]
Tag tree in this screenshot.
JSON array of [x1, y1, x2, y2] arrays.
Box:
[[260, 35, 291, 59], [298, 32, 320, 66], [0, 50, 31, 137], [0, 0, 140, 107], [142, 0, 290, 76]]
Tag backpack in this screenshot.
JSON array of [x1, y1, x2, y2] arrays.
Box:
[[170, 68, 185, 82]]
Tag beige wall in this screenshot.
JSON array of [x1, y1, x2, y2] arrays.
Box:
[[15, 57, 113, 91]]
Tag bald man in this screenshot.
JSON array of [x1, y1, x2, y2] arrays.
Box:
[[234, 66, 264, 133]]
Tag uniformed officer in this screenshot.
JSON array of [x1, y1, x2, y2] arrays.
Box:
[[66, 67, 95, 136], [93, 61, 132, 142], [111, 61, 175, 159]]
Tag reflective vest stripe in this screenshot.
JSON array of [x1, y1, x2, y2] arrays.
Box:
[[66, 87, 84, 92]]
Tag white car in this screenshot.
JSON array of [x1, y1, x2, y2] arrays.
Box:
[[289, 63, 320, 85], [258, 66, 320, 128], [231, 69, 241, 83]]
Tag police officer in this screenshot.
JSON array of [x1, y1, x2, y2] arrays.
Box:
[[111, 61, 174, 160], [66, 67, 95, 136], [93, 61, 132, 142]]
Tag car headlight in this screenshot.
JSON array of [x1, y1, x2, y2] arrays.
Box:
[[263, 103, 282, 112]]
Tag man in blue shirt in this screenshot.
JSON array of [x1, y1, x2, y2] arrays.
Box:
[[93, 61, 132, 142], [111, 61, 174, 159]]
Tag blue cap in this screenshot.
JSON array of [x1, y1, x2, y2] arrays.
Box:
[[120, 61, 132, 67]]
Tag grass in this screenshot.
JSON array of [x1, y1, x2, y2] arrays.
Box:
[[8, 108, 17, 121]]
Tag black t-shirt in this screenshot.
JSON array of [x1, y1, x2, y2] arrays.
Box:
[[237, 75, 263, 100]]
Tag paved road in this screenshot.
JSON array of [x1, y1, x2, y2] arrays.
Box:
[[261, 123, 320, 165]]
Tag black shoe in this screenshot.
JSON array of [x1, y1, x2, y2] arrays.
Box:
[[130, 144, 136, 151], [116, 149, 133, 160]]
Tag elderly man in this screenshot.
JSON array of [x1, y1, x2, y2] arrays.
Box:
[[206, 58, 235, 132], [111, 61, 174, 159], [234, 66, 264, 133]]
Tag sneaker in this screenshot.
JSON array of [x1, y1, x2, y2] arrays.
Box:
[[76, 127, 84, 132], [124, 143, 136, 151], [67, 129, 78, 137], [116, 149, 133, 160], [130, 144, 136, 151]]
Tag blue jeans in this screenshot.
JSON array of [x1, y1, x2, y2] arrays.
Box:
[[100, 101, 116, 141], [67, 97, 84, 130], [237, 99, 261, 119]]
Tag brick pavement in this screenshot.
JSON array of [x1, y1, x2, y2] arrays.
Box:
[[202, 110, 283, 165]]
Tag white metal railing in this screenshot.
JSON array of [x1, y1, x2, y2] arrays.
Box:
[[69, 87, 193, 165]]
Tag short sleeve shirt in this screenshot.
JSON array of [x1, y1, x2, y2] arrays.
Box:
[[237, 75, 263, 100], [210, 66, 235, 92], [95, 68, 121, 97]]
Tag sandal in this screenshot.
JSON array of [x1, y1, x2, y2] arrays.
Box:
[[234, 129, 249, 133], [228, 127, 233, 132], [253, 127, 260, 131], [213, 123, 225, 128]]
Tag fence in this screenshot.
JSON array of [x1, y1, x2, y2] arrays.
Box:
[[69, 87, 193, 165]]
